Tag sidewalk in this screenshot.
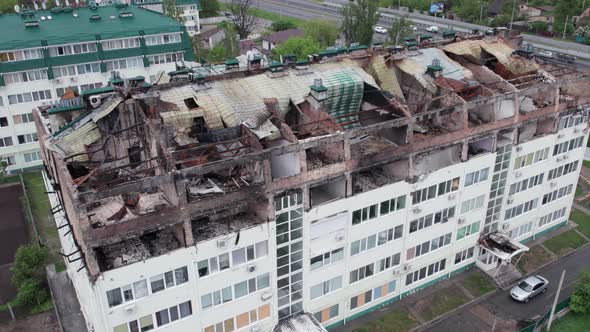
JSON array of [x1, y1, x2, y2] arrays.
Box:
[[46, 264, 87, 332]]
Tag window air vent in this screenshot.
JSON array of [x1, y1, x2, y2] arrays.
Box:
[[24, 20, 40, 28], [90, 14, 101, 22], [119, 12, 134, 18]]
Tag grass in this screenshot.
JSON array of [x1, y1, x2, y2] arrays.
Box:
[[29, 299, 53, 315], [22, 172, 63, 269], [550, 312, 590, 332], [543, 230, 587, 256], [352, 308, 419, 332], [461, 272, 496, 297], [583, 160, 590, 169], [575, 184, 584, 198], [0, 175, 20, 184], [416, 287, 468, 321], [569, 209, 590, 238], [517, 245, 554, 274]]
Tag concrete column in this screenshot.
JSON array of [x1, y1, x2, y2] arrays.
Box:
[[345, 172, 353, 197], [299, 150, 307, 173], [460, 139, 469, 162], [343, 137, 351, 161], [183, 220, 194, 247]]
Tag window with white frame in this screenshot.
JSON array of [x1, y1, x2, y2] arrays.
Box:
[[0, 137, 14, 147], [79, 83, 102, 92], [155, 301, 192, 327], [313, 304, 339, 324], [406, 233, 452, 260], [349, 280, 396, 311], [106, 280, 149, 307], [12, 113, 34, 125], [460, 195, 485, 214], [201, 273, 270, 310], [310, 247, 344, 270], [514, 147, 550, 170], [23, 151, 42, 163], [349, 263, 374, 284], [148, 52, 183, 65], [553, 136, 584, 156], [352, 204, 378, 225], [465, 168, 489, 187], [558, 111, 588, 130], [144, 33, 182, 45], [411, 177, 460, 205], [53, 65, 77, 78], [310, 276, 342, 300], [539, 207, 567, 227], [456, 221, 481, 240], [8, 90, 52, 105], [350, 225, 403, 256], [0, 48, 44, 62], [149, 266, 189, 294], [17, 133, 38, 144], [509, 173, 544, 195], [509, 222, 533, 239], [197, 241, 268, 277], [113, 314, 154, 332], [105, 57, 143, 70], [454, 247, 475, 264], [504, 198, 538, 220], [379, 195, 406, 215], [548, 161, 579, 181], [4, 69, 48, 84], [56, 86, 80, 97], [409, 206, 455, 234], [48, 42, 97, 57], [542, 184, 573, 205], [102, 37, 141, 50], [405, 259, 446, 286], [76, 62, 100, 74], [1, 155, 16, 166]]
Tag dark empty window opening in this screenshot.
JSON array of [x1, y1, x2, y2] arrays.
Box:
[[0, 117, 7, 127], [128, 145, 142, 165], [189, 117, 207, 138], [184, 97, 199, 109]]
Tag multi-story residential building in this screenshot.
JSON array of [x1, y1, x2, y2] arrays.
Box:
[[0, 5, 194, 173], [134, 0, 201, 36], [34, 34, 590, 332]]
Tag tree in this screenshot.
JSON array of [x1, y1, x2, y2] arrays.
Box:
[[530, 21, 548, 32], [273, 37, 321, 61], [554, 0, 580, 38], [15, 279, 48, 306], [271, 19, 297, 32], [162, 0, 180, 21], [11, 245, 47, 287], [388, 15, 413, 45], [571, 271, 590, 314], [201, 0, 220, 18], [227, 0, 257, 39], [303, 19, 338, 48], [0, 0, 17, 13], [222, 25, 240, 59], [340, 0, 379, 46]]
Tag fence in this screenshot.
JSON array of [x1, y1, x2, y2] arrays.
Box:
[[519, 296, 571, 332]]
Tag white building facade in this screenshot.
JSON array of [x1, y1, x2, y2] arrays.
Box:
[[45, 108, 588, 331], [0, 6, 195, 173]]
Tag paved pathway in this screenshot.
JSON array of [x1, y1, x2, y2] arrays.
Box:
[[47, 265, 87, 332]]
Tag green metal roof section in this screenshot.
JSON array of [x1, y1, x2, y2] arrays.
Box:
[[0, 6, 183, 52], [80, 85, 115, 96], [48, 104, 86, 114]]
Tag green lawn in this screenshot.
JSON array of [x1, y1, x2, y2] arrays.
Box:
[[543, 230, 587, 256], [0, 175, 20, 184], [22, 172, 64, 270], [517, 245, 554, 274], [575, 184, 584, 198], [352, 308, 419, 332], [551, 312, 590, 332], [569, 209, 590, 238], [416, 286, 468, 321], [583, 160, 590, 169], [461, 272, 496, 297]]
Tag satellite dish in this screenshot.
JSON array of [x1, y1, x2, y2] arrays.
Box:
[[34, 2, 39, 10], [41, 2, 46, 9], [14, 4, 20, 12]]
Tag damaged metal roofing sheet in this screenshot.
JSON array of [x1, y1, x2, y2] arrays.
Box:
[[366, 55, 405, 101]]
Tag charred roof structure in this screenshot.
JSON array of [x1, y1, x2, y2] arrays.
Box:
[[35, 33, 590, 278]]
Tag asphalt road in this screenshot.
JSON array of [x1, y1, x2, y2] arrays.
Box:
[[423, 243, 590, 332]]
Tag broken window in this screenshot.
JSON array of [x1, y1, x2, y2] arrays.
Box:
[[128, 145, 142, 164], [184, 97, 199, 109]]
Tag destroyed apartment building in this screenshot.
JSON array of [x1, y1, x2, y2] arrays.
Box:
[[35, 34, 590, 332]]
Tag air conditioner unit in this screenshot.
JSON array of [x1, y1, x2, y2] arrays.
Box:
[[89, 95, 102, 108], [550, 182, 557, 188], [53, 78, 61, 83], [217, 239, 227, 249], [260, 292, 272, 301], [70, 76, 77, 82], [563, 154, 569, 160], [557, 133, 564, 139], [247, 264, 257, 273], [448, 193, 456, 201], [502, 223, 510, 231], [412, 207, 422, 214], [516, 146, 523, 152], [457, 217, 466, 225], [556, 156, 563, 162], [392, 269, 401, 276], [574, 128, 581, 134], [507, 196, 514, 204], [123, 303, 136, 313], [335, 234, 345, 241], [515, 171, 522, 178], [403, 264, 412, 271]]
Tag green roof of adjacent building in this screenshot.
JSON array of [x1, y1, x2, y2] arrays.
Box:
[[0, 5, 184, 51]]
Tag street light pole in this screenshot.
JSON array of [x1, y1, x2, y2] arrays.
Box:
[[547, 269, 566, 331], [509, 0, 516, 30], [562, 16, 569, 39]]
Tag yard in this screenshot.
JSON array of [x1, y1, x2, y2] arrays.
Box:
[[569, 209, 590, 238], [550, 312, 590, 332], [413, 285, 469, 322], [517, 245, 554, 274], [543, 230, 587, 256], [351, 308, 418, 332], [461, 272, 496, 297]]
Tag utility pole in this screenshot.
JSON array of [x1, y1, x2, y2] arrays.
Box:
[[547, 269, 566, 331], [562, 16, 569, 39], [0, 296, 15, 322], [480, 2, 484, 22], [509, 0, 516, 30]]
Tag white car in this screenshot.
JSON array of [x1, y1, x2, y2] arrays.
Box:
[[374, 26, 387, 34], [510, 275, 549, 303], [426, 26, 439, 33]]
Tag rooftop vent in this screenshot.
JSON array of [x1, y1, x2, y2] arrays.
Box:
[[24, 20, 40, 28], [90, 14, 101, 21], [119, 12, 134, 18], [426, 58, 444, 78]]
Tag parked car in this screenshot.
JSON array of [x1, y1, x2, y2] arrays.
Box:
[[411, 25, 418, 32], [374, 26, 387, 34], [426, 26, 439, 33], [536, 50, 554, 59], [510, 275, 549, 303]]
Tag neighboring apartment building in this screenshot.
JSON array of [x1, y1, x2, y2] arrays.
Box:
[[0, 5, 195, 173], [133, 0, 201, 36], [34, 34, 590, 332]]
